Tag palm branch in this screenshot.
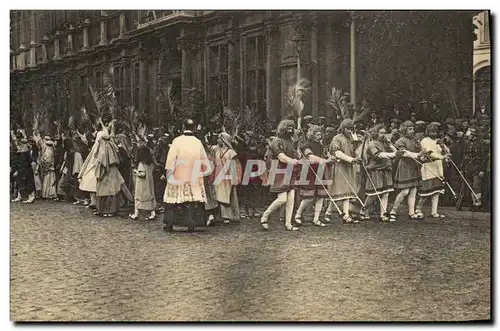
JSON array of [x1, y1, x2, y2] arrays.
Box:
[[286, 77, 310, 119], [119, 106, 141, 134], [33, 102, 50, 134], [327, 86, 350, 119], [242, 105, 259, 133], [88, 85, 105, 119], [157, 81, 177, 118]]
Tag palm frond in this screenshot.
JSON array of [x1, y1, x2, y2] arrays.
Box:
[[327, 86, 350, 119], [33, 102, 50, 134], [286, 77, 310, 119], [157, 81, 177, 118], [88, 85, 104, 118], [119, 106, 141, 134], [242, 105, 259, 133]]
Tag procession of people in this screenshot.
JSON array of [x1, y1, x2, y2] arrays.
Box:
[[10, 103, 491, 233]]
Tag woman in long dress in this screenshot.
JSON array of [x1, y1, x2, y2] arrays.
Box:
[[95, 133, 125, 217], [57, 137, 85, 202], [78, 118, 110, 209], [212, 132, 241, 224], [129, 144, 156, 221], [34, 133, 57, 200]]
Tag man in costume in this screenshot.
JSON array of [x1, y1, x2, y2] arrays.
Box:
[[327, 118, 362, 224], [359, 124, 397, 222], [388, 121, 423, 220], [260, 119, 301, 231], [415, 123, 451, 218], [294, 125, 331, 227]]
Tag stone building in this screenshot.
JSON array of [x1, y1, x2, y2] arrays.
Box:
[[10, 10, 475, 128], [473, 10, 490, 116]]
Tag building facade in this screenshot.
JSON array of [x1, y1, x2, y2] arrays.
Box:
[[10, 10, 475, 129], [473, 10, 490, 116]]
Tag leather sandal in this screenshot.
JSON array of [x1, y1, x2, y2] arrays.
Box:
[[342, 215, 353, 224], [260, 217, 269, 231], [285, 224, 299, 231]]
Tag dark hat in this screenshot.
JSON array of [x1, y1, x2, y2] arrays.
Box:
[[445, 118, 455, 125]]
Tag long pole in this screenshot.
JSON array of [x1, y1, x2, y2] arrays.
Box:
[[350, 13, 357, 109], [449, 159, 480, 200], [389, 143, 457, 199]]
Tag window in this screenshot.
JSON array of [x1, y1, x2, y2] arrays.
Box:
[[483, 13, 490, 44], [108, 15, 120, 41], [95, 70, 102, 91], [112, 66, 126, 106], [208, 44, 228, 106], [122, 64, 131, 106], [245, 35, 266, 116], [90, 23, 100, 47], [73, 28, 83, 51], [126, 11, 137, 31]]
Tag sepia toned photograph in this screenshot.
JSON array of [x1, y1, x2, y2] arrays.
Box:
[[9, 9, 491, 322]]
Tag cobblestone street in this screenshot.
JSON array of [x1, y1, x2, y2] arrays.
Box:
[[10, 201, 490, 321]]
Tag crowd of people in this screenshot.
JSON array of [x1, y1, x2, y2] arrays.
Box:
[[10, 107, 491, 233]]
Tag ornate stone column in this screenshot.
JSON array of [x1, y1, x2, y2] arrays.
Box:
[[82, 19, 91, 51], [227, 31, 240, 109], [28, 10, 37, 68], [40, 36, 49, 64], [17, 11, 27, 70], [265, 24, 280, 122], [53, 31, 62, 61], [99, 11, 108, 46], [66, 25, 75, 56], [119, 12, 126, 37]]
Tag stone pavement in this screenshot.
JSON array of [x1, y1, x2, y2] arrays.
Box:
[[10, 201, 491, 321]]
